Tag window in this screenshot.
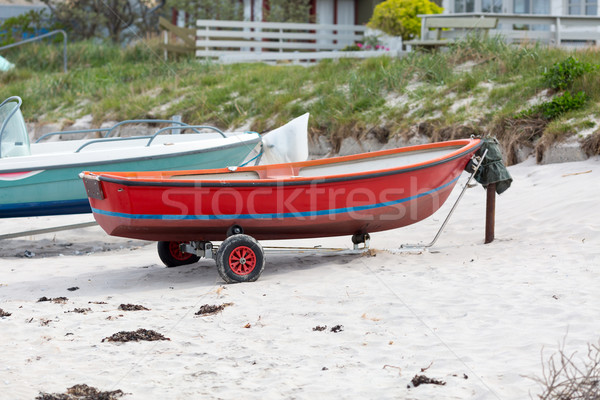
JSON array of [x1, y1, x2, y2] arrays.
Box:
[[482, 0, 503, 12], [514, 0, 550, 13], [454, 0, 475, 12], [568, 0, 598, 14]]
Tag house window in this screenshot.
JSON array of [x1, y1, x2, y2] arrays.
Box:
[[455, 0, 475, 12], [568, 0, 598, 14], [482, 0, 502, 12], [514, 0, 550, 13]]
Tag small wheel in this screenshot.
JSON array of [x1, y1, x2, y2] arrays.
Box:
[[226, 225, 244, 237], [157, 241, 200, 268], [216, 234, 265, 284], [351, 232, 370, 245]]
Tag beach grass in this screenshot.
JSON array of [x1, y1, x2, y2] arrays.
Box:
[[1, 36, 599, 150]]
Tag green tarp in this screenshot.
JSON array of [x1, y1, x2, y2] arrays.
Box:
[[473, 137, 512, 194]]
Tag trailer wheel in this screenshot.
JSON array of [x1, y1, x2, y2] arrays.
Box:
[[157, 241, 200, 267], [351, 233, 370, 245], [216, 234, 265, 283]]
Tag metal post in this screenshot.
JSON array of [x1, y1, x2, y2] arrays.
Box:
[[484, 183, 496, 244], [171, 115, 182, 134], [555, 17, 561, 47], [62, 29, 67, 73]]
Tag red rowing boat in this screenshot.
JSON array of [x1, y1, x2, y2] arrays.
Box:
[[82, 138, 482, 283]]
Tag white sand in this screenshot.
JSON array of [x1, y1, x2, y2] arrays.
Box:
[[1, 157, 599, 399]]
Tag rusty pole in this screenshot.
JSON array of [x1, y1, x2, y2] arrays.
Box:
[[485, 183, 496, 244]]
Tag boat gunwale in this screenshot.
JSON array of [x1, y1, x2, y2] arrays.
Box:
[[0, 135, 261, 174], [85, 139, 482, 188]]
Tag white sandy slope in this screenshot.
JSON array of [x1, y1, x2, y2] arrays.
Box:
[[0, 157, 599, 400]]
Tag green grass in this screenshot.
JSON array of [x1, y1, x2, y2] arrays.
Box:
[[1, 37, 600, 148]]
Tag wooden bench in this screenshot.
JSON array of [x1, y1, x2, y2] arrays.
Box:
[[405, 17, 498, 50]]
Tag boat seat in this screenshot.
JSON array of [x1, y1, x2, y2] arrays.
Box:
[[264, 165, 299, 179]]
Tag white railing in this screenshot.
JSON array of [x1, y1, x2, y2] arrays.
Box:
[[418, 13, 600, 46], [195, 19, 403, 64]]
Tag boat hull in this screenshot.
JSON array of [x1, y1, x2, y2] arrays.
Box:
[[85, 139, 481, 241]]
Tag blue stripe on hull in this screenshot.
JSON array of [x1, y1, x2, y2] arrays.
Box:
[[92, 176, 460, 221], [0, 199, 91, 218]]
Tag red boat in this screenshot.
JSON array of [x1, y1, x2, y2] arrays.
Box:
[[82, 138, 482, 283]]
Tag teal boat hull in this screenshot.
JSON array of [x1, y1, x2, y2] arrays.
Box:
[[0, 142, 256, 218]]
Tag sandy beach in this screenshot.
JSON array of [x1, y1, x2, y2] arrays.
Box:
[[1, 156, 599, 399]]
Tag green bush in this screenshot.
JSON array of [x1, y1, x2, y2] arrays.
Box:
[[521, 91, 588, 120], [542, 56, 597, 90], [0, 10, 62, 46], [168, 0, 243, 22], [265, 0, 313, 22], [41, 0, 159, 42], [367, 0, 443, 40]]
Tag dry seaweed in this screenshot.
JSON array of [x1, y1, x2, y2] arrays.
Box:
[[410, 374, 446, 387], [0, 308, 11, 317], [102, 329, 170, 343], [312, 325, 327, 331], [65, 308, 91, 314], [118, 304, 149, 311], [195, 303, 233, 316], [36, 383, 124, 400], [37, 297, 69, 304]]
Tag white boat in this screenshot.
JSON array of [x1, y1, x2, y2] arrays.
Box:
[[0, 96, 308, 218]]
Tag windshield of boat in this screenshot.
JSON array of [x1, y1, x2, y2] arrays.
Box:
[[0, 96, 30, 158]]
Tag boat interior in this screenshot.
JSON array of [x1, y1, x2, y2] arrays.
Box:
[[168, 145, 465, 181]]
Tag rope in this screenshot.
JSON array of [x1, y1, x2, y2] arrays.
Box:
[[239, 140, 264, 167]]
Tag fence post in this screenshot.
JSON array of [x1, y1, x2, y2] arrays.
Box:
[[163, 30, 168, 60]]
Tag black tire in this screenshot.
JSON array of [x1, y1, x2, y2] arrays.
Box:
[[226, 224, 244, 237], [216, 234, 265, 284], [351, 232, 370, 245], [157, 241, 200, 268]]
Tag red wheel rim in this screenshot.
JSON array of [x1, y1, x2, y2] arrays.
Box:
[[169, 241, 193, 261], [228, 246, 257, 276]]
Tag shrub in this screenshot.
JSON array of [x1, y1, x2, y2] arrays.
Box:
[[532, 338, 600, 400], [168, 0, 242, 22], [0, 10, 62, 46], [41, 0, 160, 42], [265, 0, 313, 22], [542, 56, 598, 90], [367, 0, 443, 40], [520, 91, 588, 120]]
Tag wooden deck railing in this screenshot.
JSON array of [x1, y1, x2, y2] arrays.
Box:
[[416, 13, 600, 46], [195, 19, 402, 64], [159, 17, 195, 59]]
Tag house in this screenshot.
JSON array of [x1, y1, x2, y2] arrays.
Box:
[[243, 0, 384, 25], [0, 0, 48, 23], [433, 0, 600, 46], [442, 0, 598, 16], [173, 0, 384, 27]]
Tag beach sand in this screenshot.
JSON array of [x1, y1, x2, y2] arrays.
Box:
[[1, 157, 599, 399]]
